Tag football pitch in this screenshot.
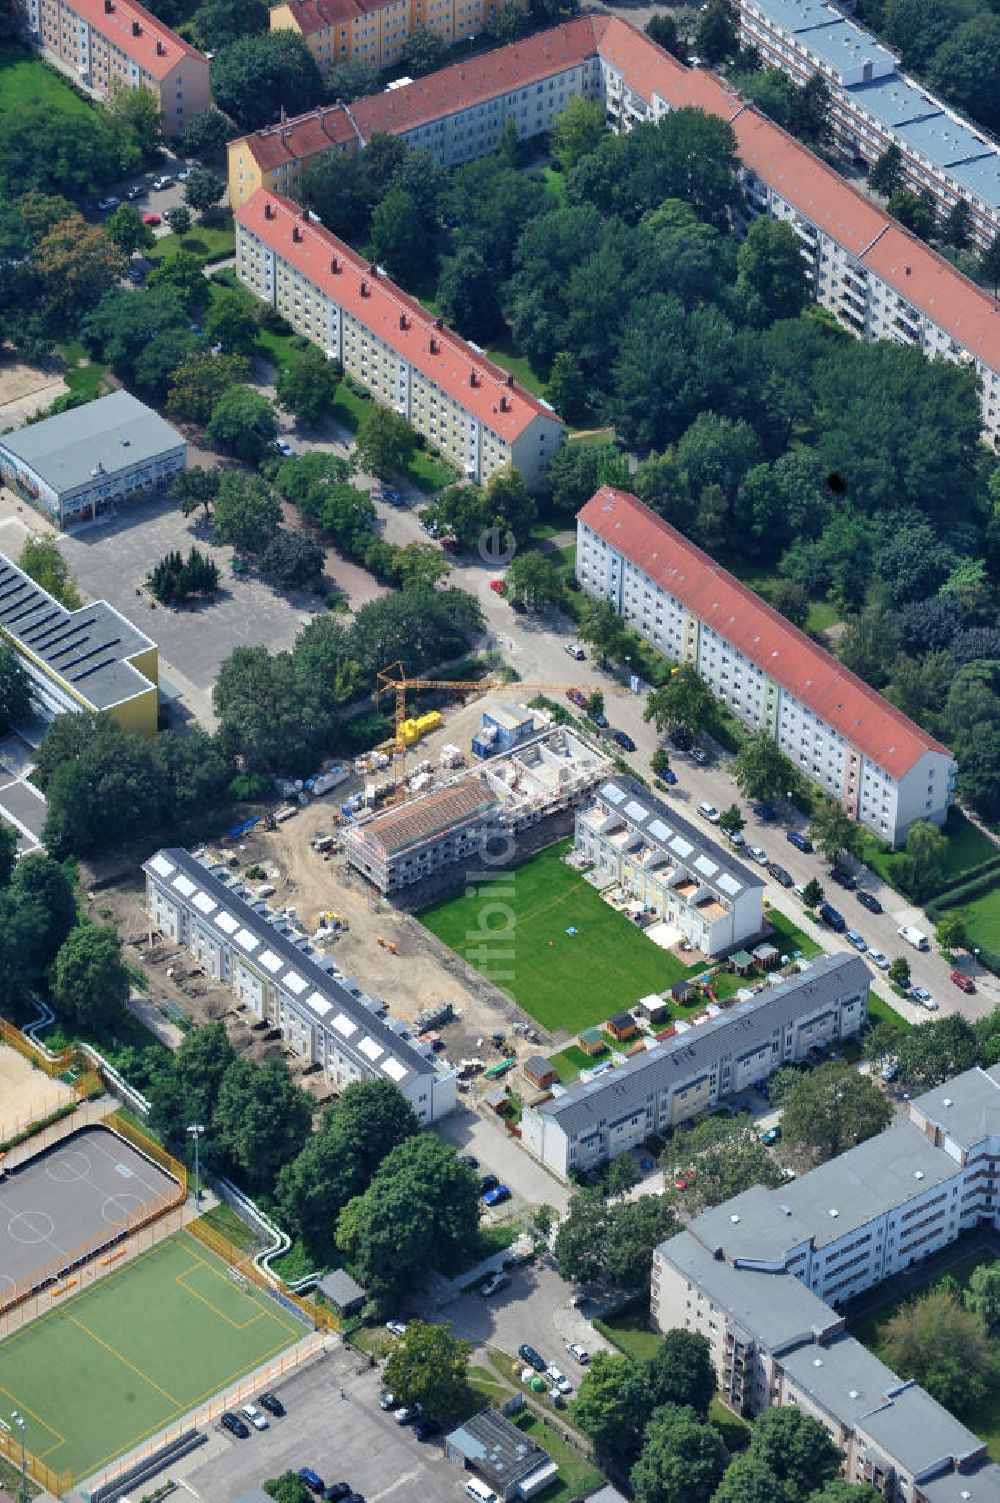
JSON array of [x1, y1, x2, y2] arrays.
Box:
[[0, 1229, 305, 1484], [419, 840, 693, 1032]]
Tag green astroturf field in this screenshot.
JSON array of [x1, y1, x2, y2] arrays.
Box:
[[0, 1230, 304, 1483]]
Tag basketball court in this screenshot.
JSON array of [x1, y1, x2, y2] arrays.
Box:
[[0, 1125, 179, 1302]]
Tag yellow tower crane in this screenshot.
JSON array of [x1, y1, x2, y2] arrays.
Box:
[[373, 660, 630, 793]]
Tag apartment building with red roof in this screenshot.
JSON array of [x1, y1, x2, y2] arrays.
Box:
[[23, 0, 210, 134], [235, 190, 563, 487], [269, 0, 529, 79], [576, 488, 955, 845], [227, 15, 1000, 442]]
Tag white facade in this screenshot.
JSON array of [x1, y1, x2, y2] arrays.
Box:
[[576, 493, 956, 845], [144, 848, 456, 1123], [523, 953, 869, 1180]]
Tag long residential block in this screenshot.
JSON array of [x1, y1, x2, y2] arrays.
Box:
[[576, 488, 956, 845], [228, 16, 1000, 443], [522, 952, 869, 1181], [234, 190, 563, 487], [652, 1065, 1000, 1501], [269, 0, 530, 79], [22, 0, 210, 133], [144, 847, 457, 1121], [738, 0, 1000, 252]]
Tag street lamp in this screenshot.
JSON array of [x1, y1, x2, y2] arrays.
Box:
[[187, 1123, 205, 1203]]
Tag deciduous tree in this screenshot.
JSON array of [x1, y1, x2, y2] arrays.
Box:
[[881, 1287, 991, 1416], [780, 1062, 891, 1165], [632, 1403, 730, 1503], [551, 96, 606, 172], [575, 1352, 652, 1472], [965, 1261, 1000, 1336], [504, 551, 564, 610], [210, 31, 324, 131], [168, 351, 250, 424], [355, 405, 416, 480], [808, 800, 862, 867], [211, 471, 282, 556], [645, 664, 715, 739], [19, 535, 81, 608], [736, 217, 808, 328], [383, 1321, 472, 1419], [105, 203, 156, 257], [0, 642, 32, 732], [51, 924, 130, 1031], [749, 1406, 842, 1499], [213, 1055, 314, 1193], [868, 142, 904, 197], [205, 385, 278, 462], [732, 732, 799, 804], [275, 346, 339, 425]]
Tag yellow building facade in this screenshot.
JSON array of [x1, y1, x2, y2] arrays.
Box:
[[269, 0, 528, 77]]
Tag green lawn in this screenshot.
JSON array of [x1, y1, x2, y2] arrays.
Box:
[[764, 906, 822, 958], [147, 225, 234, 264], [946, 884, 1000, 963], [513, 1410, 602, 1503], [0, 1230, 303, 1484], [595, 1297, 662, 1362], [548, 1042, 606, 1084], [198, 1203, 260, 1251], [418, 840, 697, 1033], [867, 991, 912, 1032], [331, 380, 373, 433], [862, 808, 997, 896], [485, 336, 546, 399], [0, 43, 94, 119]]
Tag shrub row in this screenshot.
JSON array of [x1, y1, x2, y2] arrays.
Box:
[[0, 1100, 78, 1153]]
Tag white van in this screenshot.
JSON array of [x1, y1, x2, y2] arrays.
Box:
[[897, 924, 930, 951], [466, 1481, 499, 1503]]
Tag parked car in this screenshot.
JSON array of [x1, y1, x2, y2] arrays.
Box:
[[856, 890, 883, 914], [241, 1403, 268, 1430], [845, 930, 867, 952], [611, 730, 636, 751], [298, 1469, 325, 1494], [323, 1485, 351, 1501], [273, 437, 294, 456], [413, 1418, 442, 1441], [385, 1320, 407, 1337], [911, 987, 938, 1010], [481, 1271, 510, 1296], [669, 728, 693, 751], [511, 598, 527, 614], [97, 195, 121, 211], [818, 901, 846, 933], [786, 829, 813, 853], [565, 689, 587, 707], [697, 802, 721, 824], [176, 166, 193, 181], [752, 801, 776, 821], [519, 1343, 546, 1371], [592, 711, 609, 728], [379, 1391, 396, 1411], [748, 846, 769, 864], [546, 1366, 573, 1394], [458, 1153, 478, 1167], [761, 1126, 782, 1146], [479, 1173, 500, 1193], [126, 184, 144, 200], [688, 747, 709, 765], [661, 769, 677, 784], [384, 488, 401, 504], [564, 642, 585, 660], [869, 950, 890, 971], [566, 1341, 589, 1364], [152, 175, 173, 190], [766, 862, 794, 887], [830, 868, 856, 890], [220, 1411, 250, 1439], [951, 970, 976, 994], [127, 266, 145, 284], [395, 1405, 422, 1426], [489, 578, 507, 595], [482, 1184, 511, 1207], [142, 212, 160, 225], [724, 828, 745, 848], [258, 1391, 285, 1417], [881, 1061, 900, 1082]]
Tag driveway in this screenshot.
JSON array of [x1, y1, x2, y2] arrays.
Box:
[[443, 1257, 616, 1374], [434, 1105, 570, 1215]]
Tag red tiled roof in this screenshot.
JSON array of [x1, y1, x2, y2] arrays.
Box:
[[861, 222, 1000, 371], [70, 0, 205, 79], [577, 487, 951, 780], [236, 190, 561, 442], [242, 104, 358, 173], [281, 0, 370, 31]]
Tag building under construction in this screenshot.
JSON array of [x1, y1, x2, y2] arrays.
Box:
[[344, 714, 611, 896]]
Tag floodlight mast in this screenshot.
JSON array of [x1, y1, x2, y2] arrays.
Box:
[[187, 1122, 206, 1202]]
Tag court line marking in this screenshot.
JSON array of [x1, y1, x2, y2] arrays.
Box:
[[66, 1314, 183, 1409], [181, 1243, 303, 1338], [175, 1267, 267, 1332], [0, 1383, 67, 1450]]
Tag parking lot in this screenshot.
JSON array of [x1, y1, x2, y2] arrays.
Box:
[[183, 1355, 468, 1503], [57, 492, 322, 724]]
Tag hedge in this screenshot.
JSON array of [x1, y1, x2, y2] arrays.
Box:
[[926, 865, 1000, 918], [0, 1100, 77, 1153]]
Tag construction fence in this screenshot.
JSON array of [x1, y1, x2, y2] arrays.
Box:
[[185, 1217, 339, 1334], [0, 1017, 74, 1077]]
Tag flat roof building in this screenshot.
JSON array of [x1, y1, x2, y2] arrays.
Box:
[[577, 488, 956, 845], [522, 953, 869, 1180], [144, 847, 456, 1122], [0, 551, 158, 736], [652, 1065, 1000, 1501], [445, 1409, 558, 1501], [0, 391, 187, 529]]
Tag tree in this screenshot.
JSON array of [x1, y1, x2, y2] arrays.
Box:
[[213, 1055, 313, 1192], [711, 1455, 789, 1503], [645, 665, 715, 740], [400, 26, 449, 75], [981, 235, 1000, 296], [355, 405, 416, 480], [926, 15, 1000, 137], [336, 1135, 480, 1295], [51, 924, 129, 1031], [168, 351, 250, 424], [681, 1126, 783, 1212], [904, 818, 947, 898], [575, 1352, 653, 1472], [259, 528, 325, 587], [504, 551, 564, 611], [544, 441, 612, 515], [808, 1485, 881, 1503], [0, 824, 17, 892], [148, 547, 220, 604], [718, 804, 745, 837], [868, 143, 904, 197], [371, 187, 427, 285], [275, 346, 339, 425], [436, 245, 505, 342], [966, 1262, 1000, 1337], [881, 1287, 991, 1416], [864, 1018, 904, 1068], [647, 1330, 716, 1418], [731, 731, 798, 804], [802, 876, 824, 908], [735, 217, 807, 328], [935, 913, 967, 953], [148, 248, 210, 309], [35, 215, 123, 322], [170, 465, 221, 521], [180, 107, 233, 161], [382, 1321, 472, 1419], [19, 535, 81, 608], [781, 1062, 891, 1165], [696, 0, 737, 63], [0, 641, 32, 732], [957, 723, 1000, 822], [603, 1195, 678, 1289], [943, 198, 972, 251], [263, 1473, 311, 1503], [645, 14, 681, 56], [676, 412, 762, 501], [768, 577, 810, 629], [889, 956, 911, 987], [210, 31, 325, 131], [606, 1152, 640, 1198], [551, 96, 606, 173], [632, 1403, 730, 1503], [211, 471, 282, 556], [578, 596, 630, 668], [101, 81, 162, 162], [38, 714, 166, 859], [165, 204, 192, 237], [105, 203, 155, 258], [887, 189, 936, 242], [808, 800, 861, 867], [545, 351, 588, 424], [8, 853, 78, 983], [896, 1014, 979, 1089], [750, 1407, 841, 1499], [483, 466, 536, 548], [205, 385, 278, 462], [203, 289, 258, 355]]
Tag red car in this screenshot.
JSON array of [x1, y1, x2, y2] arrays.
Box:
[[142, 213, 161, 226], [489, 578, 507, 595], [565, 689, 587, 707], [951, 969, 976, 994]]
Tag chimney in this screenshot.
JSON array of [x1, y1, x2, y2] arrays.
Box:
[[429, 336, 439, 354], [499, 395, 509, 412], [369, 262, 379, 276], [506, 372, 514, 388], [904, 264, 911, 275], [301, 206, 309, 221], [131, 19, 140, 34], [103, 0, 112, 11], [330, 255, 339, 272], [470, 371, 480, 388], [399, 313, 408, 330], [264, 202, 275, 219], [360, 279, 369, 297], [434, 318, 443, 329], [156, 38, 165, 53], [292, 224, 302, 242]]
